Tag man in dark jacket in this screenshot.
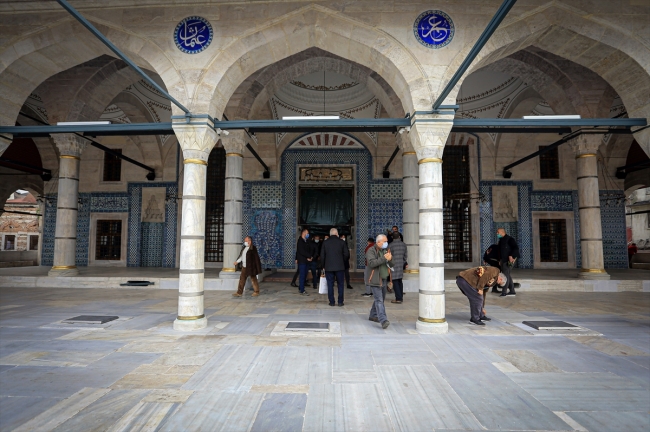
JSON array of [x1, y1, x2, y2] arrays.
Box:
[[232, 236, 263, 297], [310, 235, 322, 289], [320, 228, 349, 306], [388, 232, 407, 303], [295, 229, 312, 296], [483, 244, 501, 293], [366, 234, 393, 329], [497, 228, 519, 297]]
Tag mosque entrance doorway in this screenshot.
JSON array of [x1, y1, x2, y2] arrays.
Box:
[[298, 185, 355, 264]]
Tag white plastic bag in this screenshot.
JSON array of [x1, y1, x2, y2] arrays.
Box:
[[318, 275, 328, 294]]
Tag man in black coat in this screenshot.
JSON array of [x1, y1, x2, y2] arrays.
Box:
[[483, 244, 501, 293], [320, 228, 349, 306], [310, 235, 322, 289], [497, 228, 519, 296], [295, 229, 312, 295]]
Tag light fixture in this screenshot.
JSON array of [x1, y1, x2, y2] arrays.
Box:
[[282, 116, 340, 120], [503, 170, 513, 179], [522, 115, 581, 120], [56, 121, 111, 126]]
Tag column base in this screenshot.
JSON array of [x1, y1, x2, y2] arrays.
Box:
[[48, 266, 79, 277], [173, 317, 208, 331], [579, 270, 610, 280], [219, 270, 240, 279], [416, 320, 448, 334]]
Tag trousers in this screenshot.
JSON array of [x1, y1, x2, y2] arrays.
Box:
[[237, 269, 260, 294], [326, 270, 345, 305], [364, 266, 372, 294], [501, 263, 515, 293], [369, 279, 388, 323], [393, 278, 404, 301], [456, 276, 483, 321]]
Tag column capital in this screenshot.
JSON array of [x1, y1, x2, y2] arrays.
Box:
[[409, 113, 453, 161], [220, 130, 247, 155], [173, 120, 219, 163], [569, 131, 602, 157], [397, 131, 414, 152], [0, 133, 12, 157], [51, 133, 87, 158]]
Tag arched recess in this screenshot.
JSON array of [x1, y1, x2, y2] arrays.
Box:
[[225, 48, 405, 121], [0, 18, 184, 128], [194, 4, 425, 118], [445, 5, 650, 153]]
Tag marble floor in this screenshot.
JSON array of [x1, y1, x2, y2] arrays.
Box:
[[0, 283, 649, 431]]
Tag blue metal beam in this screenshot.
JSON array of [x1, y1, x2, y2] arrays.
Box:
[[432, 0, 518, 111], [55, 0, 191, 115], [0, 117, 645, 137]]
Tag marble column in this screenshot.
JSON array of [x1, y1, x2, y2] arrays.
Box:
[[172, 121, 219, 331], [410, 115, 453, 334], [48, 133, 87, 277], [219, 131, 246, 279], [402, 151, 419, 274], [572, 133, 610, 280], [0, 133, 11, 156]]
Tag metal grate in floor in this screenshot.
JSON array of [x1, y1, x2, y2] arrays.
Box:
[[522, 321, 579, 330], [63, 315, 119, 324], [285, 322, 330, 332]]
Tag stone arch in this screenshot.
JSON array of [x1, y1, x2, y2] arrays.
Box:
[[0, 18, 184, 127], [226, 48, 405, 121], [195, 4, 426, 118], [446, 5, 650, 153]]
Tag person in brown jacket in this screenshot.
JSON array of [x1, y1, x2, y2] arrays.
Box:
[[456, 266, 506, 325], [232, 236, 263, 297]]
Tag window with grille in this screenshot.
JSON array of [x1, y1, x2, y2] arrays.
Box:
[[96, 220, 122, 260], [205, 147, 227, 262], [3, 235, 15, 250], [103, 149, 122, 182], [539, 219, 568, 262], [442, 146, 472, 262], [539, 146, 559, 179], [29, 235, 39, 251]]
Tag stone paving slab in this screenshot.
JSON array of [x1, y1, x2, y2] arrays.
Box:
[[0, 285, 648, 431]]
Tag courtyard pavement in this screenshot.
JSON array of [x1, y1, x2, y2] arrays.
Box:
[[0, 282, 648, 431]]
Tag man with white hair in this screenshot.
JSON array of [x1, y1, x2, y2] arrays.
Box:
[[320, 228, 349, 306], [456, 266, 507, 326], [366, 234, 394, 329]]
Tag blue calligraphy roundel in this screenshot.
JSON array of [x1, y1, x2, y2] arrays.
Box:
[[413, 10, 454, 49], [174, 16, 213, 54]]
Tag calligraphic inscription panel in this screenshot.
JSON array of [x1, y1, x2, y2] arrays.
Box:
[[413, 10, 455, 49], [174, 16, 213, 54], [299, 167, 353, 182]]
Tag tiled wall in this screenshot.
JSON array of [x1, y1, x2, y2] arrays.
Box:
[[242, 149, 402, 270], [42, 183, 177, 268], [479, 181, 627, 269]]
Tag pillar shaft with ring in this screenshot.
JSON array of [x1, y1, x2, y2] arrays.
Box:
[[402, 151, 419, 273]]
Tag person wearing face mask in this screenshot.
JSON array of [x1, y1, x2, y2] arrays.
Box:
[[366, 234, 394, 329], [340, 234, 353, 289], [295, 228, 312, 296], [232, 236, 262, 297], [496, 227, 519, 297]]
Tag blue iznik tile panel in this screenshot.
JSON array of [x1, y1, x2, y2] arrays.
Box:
[[41, 195, 57, 266], [369, 180, 402, 241], [600, 190, 627, 269], [243, 181, 284, 268], [370, 183, 402, 200], [140, 222, 164, 267], [251, 184, 283, 208], [127, 182, 178, 268]]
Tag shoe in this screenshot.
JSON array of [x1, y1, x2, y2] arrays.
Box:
[[291, 283, 298, 287], [491, 287, 501, 293], [381, 320, 390, 329], [329, 303, 335, 306], [347, 285, 354, 289], [232, 293, 242, 297], [469, 318, 485, 326], [514, 283, 521, 288], [369, 317, 379, 322], [338, 303, 344, 307], [300, 291, 309, 296], [362, 293, 372, 297], [480, 315, 491, 321], [252, 292, 259, 297], [499, 293, 508, 297], [391, 300, 402, 304], [506, 292, 516, 296], [313, 286, 318, 289]]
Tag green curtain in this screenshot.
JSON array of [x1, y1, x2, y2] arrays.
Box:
[[300, 189, 353, 225]]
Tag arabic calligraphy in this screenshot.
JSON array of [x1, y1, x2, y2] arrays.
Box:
[[413, 10, 454, 49], [174, 17, 213, 54]]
